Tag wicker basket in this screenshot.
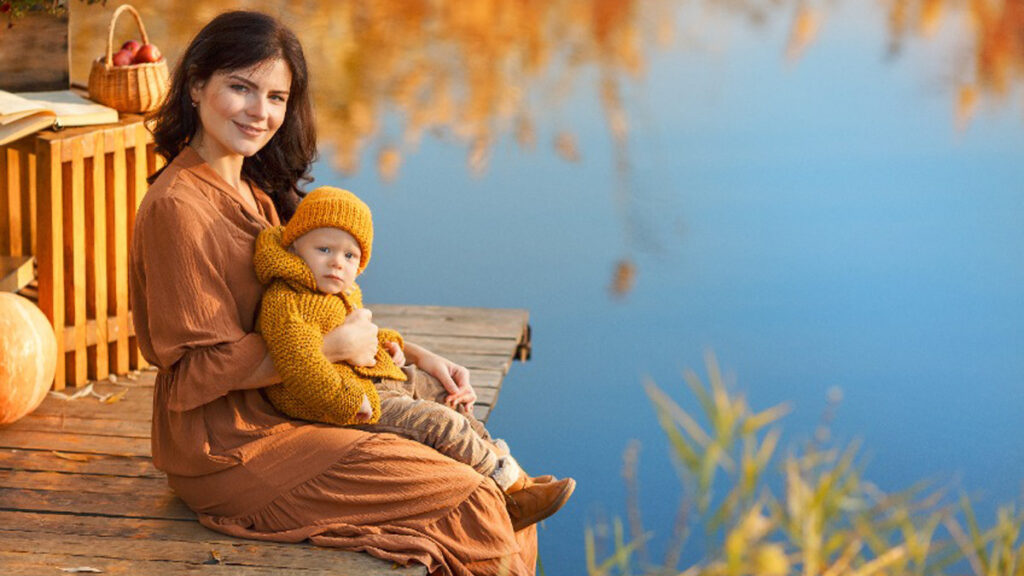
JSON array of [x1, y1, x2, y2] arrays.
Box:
[[87, 4, 169, 114]]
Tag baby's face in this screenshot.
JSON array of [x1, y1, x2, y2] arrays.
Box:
[[290, 227, 362, 295]]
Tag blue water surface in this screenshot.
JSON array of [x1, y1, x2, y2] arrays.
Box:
[[313, 4, 1024, 573]]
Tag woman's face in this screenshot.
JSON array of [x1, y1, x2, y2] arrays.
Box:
[[189, 58, 292, 159]]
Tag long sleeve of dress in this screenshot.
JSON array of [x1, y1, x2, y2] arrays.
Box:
[[132, 196, 271, 412], [259, 286, 382, 426]]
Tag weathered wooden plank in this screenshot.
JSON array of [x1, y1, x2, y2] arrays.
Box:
[[0, 468, 170, 496], [0, 429, 150, 456], [2, 532, 421, 569], [435, 352, 512, 373], [0, 511, 424, 574], [0, 448, 160, 478], [30, 390, 153, 422], [1, 551, 317, 576], [5, 412, 152, 438], [379, 315, 528, 339], [374, 304, 528, 334], [0, 486, 192, 519], [372, 303, 528, 322], [402, 334, 521, 356]]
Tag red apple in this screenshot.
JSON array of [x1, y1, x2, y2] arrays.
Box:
[[112, 48, 135, 67], [132, 44, 162, 64], [121, 40, 142, 58]]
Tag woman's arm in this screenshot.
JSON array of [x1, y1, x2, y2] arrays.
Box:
[[405, 341, 477, 411]]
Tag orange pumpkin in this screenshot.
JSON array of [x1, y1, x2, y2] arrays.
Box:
[[0, 293, 57, 425]]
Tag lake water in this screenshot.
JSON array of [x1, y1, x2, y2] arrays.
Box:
[[73, 1, 1024, 572]]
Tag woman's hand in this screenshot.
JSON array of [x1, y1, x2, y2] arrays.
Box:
[[353, 393, 373, 423], [322, 308, 378, 367], [384, 341, 406, 367], [406, 342, 477, 412]]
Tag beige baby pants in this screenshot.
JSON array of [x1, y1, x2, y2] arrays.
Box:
[[353, 366, 502, 477]]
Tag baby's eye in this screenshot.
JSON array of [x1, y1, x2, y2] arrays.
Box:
[[317, 247, 331, 254], [344, 252, 356, 260]]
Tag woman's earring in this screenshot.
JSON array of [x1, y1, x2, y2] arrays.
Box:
[[191, 101, 197, 108]]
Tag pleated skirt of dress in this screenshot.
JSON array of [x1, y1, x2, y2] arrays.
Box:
[[196, 433, 538, 576]]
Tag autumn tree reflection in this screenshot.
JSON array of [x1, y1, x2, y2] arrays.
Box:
[[71, 0, 1022, 179]]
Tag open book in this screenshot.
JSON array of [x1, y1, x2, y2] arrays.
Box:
[[0, 90, 119, 146]]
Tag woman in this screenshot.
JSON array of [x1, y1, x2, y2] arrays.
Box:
[[129, 11, 536, 575]]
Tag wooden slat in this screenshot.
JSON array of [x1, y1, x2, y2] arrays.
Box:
[[1, 485, 194, 519], [65, 136, 89, 386], [0, 447, 160, 478], [0, 146, 22, 256], [1, 468, 171, 496], [0, 551, 305, 576], [6, 412, 152, 438], [87, 130, 110, 379], [29, 390, 154, 423], [25, 148, 37, 256], [127, 121, 149, 370], [401, 334, 520, 356], [0, 512, 422, 575], [0, 429, 151, 456], [35, 138, 65, 390], [373, 304, 528, 337], [106, 128, 130, 374]]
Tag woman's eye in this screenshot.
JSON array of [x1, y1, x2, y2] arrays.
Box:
[[230, 84, 248, 93], [270, 94, 288, 103]]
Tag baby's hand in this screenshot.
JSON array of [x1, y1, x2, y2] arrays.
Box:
[[385, 341, 406, 367], [354, 394, 373, 423]]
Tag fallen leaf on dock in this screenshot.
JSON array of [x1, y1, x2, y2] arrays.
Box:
[[51, 451, 92, 462], [99, 389, 128, 404], [203, 550, 223, 565], [49, 383, 95, 401]]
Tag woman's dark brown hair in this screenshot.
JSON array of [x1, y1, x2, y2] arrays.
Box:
[[147, 11, 316, 221]]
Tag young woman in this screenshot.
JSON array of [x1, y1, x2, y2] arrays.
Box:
[[130, 11, 537, 575]]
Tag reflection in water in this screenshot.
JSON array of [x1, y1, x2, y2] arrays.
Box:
[[69, 0, 1023, 299], [880, 0, 1024, 129], [71, 0, 662, 182], [70, 0, 1023, 176]]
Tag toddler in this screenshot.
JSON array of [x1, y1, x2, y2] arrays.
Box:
[[253, 186, 574, 530]]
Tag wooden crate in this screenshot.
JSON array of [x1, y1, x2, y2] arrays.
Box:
[[0, 117, 160, 390]]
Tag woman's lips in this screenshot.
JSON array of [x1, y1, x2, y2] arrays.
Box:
[[234, 122, 265, 137]]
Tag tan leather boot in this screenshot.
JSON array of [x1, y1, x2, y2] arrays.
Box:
[[507, 472, 556, 494], [505, 477, 576, 531]]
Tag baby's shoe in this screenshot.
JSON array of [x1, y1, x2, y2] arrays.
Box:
[[504, 476, 576, 531]]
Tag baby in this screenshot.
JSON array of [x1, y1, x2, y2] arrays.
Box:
[[253, 186, 574, 530]]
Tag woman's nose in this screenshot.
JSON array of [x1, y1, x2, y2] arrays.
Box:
[[247, 95, 269, 119]]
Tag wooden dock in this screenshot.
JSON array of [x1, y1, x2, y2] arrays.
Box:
[[0, 304, 530, 575]]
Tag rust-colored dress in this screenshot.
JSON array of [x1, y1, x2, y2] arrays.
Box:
[[129, 147, 537, 576]]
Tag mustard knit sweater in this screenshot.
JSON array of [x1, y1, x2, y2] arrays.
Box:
[[253, 226, 407, 427]]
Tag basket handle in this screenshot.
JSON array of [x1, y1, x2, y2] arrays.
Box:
[[104, 4, 152, 66]]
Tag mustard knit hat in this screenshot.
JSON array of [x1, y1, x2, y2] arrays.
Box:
[[282, 187, 373, 273]]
